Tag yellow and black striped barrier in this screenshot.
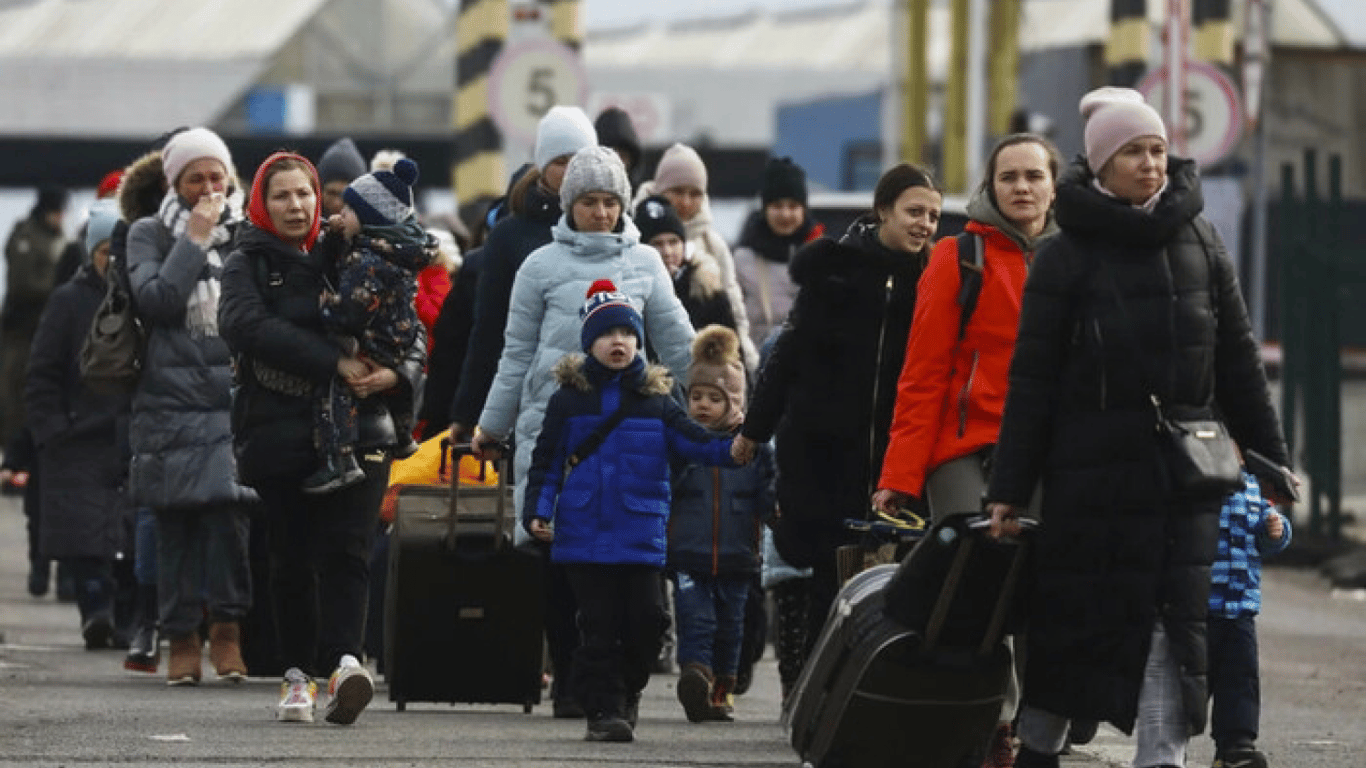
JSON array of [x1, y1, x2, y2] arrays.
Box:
[[1106, 0, 1149, 87], [453, 0, 510, 229]]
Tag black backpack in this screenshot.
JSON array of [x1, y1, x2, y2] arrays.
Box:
[[954, 232, 985, 341]]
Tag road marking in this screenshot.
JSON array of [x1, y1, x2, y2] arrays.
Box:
[[149, 733, 192, 742]]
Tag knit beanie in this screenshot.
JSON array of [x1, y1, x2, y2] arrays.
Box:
[[534, 106, 598, 172], [761, 157, 808, 206], [34, 186, 68, 216], [580, 279, 644, 353], [1080, 87, 1168, 175], [688, 324, 746, 425], [560, 146, 632, 213], [653, 143, 707, 193], [96, 170, 124, 199], [344, 157, 419, 227], [161, 127, 234, 188], [316, 137, 367, 185], [634, 195, 685, 244], [84, 199, 121, 256]]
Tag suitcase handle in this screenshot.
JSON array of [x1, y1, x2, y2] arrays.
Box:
[[441, 438, 511, 551], [923, 516, 1037, 656]]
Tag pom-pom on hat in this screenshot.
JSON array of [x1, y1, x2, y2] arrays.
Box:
[[560, 146, 632, 214], [634, 195, 685, 244], [653, 143, 707, 193], [580, 279, 644, 353], [534, 106, 598, 172], [761, 157, 808, 206], [161, 127, 234, 189], [687, 324, 746, 425], [343, 157, 419, 227], [1080, 87, 1168, 175]]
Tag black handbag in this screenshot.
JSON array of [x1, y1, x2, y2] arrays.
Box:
[[80, 252, 144, 396], [1099, 227, 1243, 501]]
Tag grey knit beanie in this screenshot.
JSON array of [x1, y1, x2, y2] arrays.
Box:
[[316, 137, 367, 184], [560, 146, 631, 213]]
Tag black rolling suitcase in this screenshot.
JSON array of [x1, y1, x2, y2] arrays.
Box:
[[783, 513, 1033, 768], [383, 442, 544, 712]]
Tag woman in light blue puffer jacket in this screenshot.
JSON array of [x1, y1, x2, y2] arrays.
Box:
[[472, 146, 695, 515]]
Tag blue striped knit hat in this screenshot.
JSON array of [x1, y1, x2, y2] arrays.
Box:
[[580, 279, 643, 352], [343, 157, 418, 227]]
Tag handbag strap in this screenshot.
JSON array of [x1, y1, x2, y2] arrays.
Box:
[[564, 387, 638, 475], [1097, 222, 1219, 415]]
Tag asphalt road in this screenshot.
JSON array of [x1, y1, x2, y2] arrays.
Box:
[[2, 492, 1363, 767]]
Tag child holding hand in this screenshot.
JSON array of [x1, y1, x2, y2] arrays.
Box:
[[522, 281, 742, 743]]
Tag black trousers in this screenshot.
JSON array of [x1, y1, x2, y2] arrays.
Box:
[[256, 450, 390, 678], [1207, 614, 1261, 751], [541, 547, 580, 702], [565, 563, 668, 719]]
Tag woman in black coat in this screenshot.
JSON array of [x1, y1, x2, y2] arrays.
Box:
[[24, 200, 129, 648], [219, 152, 424, 725], [985, 89, 1291, 768], [731, 163, 942, 651]]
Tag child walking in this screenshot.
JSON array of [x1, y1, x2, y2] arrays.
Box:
[[305, 157, 433, 493], [667, 325, 775, 722], [523, 281, 740, 743], [1208, 468, 1291, 768]]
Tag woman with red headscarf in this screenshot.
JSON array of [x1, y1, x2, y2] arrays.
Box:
[[219, 152, 426, 727]]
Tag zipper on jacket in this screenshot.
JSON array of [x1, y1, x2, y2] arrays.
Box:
[[956, 350, 980, 438], [711, 467, 721, 576], [867, 274, 895, 495]]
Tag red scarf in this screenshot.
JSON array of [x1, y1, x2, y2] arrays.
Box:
[[247, 151, 322, 251]]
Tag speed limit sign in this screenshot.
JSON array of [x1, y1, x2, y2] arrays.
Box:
[[1137, 60, 1244, 167], [488, 38, 589, 146]]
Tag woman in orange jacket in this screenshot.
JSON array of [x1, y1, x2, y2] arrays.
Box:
[[872, 134, 1060, 767]]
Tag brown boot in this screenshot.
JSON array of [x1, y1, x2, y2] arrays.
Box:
[[166, 632, 202, 686], [707, 674, 736, 721], [208, 621, 247, 682], [676, 663, 715, 723]]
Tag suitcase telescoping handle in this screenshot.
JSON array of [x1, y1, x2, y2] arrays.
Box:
[[440, 438, 511, 551], [924, 515, 1038, 656]]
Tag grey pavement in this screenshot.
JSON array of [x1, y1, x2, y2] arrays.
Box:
[[4, 489, 1364, 767]]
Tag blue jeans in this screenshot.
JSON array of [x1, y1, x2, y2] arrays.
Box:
[[1207, 614, 1260, 751], [673, 571, 750, 676], [155, 504, 252, 637], [133, 507, 158, 586]]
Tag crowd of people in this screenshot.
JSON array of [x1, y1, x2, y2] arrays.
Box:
[[1, 86, 1295, 768]]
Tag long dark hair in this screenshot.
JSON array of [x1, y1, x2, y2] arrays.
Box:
[[872, 163, 939, 220], [977, 133, 1062, 207]]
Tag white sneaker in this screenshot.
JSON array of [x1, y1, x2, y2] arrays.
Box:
[[277, 668, 317, 723], [323, 654, 374, 725]]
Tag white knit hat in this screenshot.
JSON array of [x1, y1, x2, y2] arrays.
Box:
[[1080, 87, 1168, 175], [560, 146, 632, 213], [162, 127, 234, 188], [534, 106, 598, 172]]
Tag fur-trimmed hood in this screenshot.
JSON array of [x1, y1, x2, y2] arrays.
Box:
[[553, 353, 674, 395], [118, 150, 168, 223], [683, 247, 724, 299]]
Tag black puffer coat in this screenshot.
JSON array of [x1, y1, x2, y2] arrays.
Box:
[[218, 224, 426, 486], [25, 264, 129, 559], [987, 157, 1287, 735], [742, 219, 924, 568]]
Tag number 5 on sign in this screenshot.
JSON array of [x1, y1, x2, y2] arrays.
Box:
[[489, 39, 589, 146], [1137, 60, 1244, 168]]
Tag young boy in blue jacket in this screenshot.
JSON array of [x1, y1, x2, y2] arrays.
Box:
[[667, 325, 775, 723], [1208, 468, 1291, 768], [524, 280, 740, 743]]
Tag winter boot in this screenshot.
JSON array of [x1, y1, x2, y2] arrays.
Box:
[[1013, 746, 1060, 768], [676, 663, 715, 723], [166, 632, 202, 686], [707, 674, 736, 721], [123, 585, 159, 673], [208, 621, 247, 681], [302, 450, 366, 495]]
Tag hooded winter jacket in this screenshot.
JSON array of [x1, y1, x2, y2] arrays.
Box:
[[667, 434, 775, 578], [741, 218, 926, 568], [524, 354, 734, 567], [476, 215, 696, 525], [879, 187, 1056, 499], [986, 156, 1287, 735]]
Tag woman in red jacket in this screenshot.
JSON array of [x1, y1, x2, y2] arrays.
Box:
[[872, 133, 1060, 768]]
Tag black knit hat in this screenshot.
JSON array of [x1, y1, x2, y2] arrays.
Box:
[[633, 195, 685, 245], [594, 107, 642, 175], [761, 157, 808, 206], [34, 185, 69, 216]]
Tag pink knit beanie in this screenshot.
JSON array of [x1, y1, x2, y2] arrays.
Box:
[[1080, 87, 1168, 175], [653, 143, 708, 193]]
